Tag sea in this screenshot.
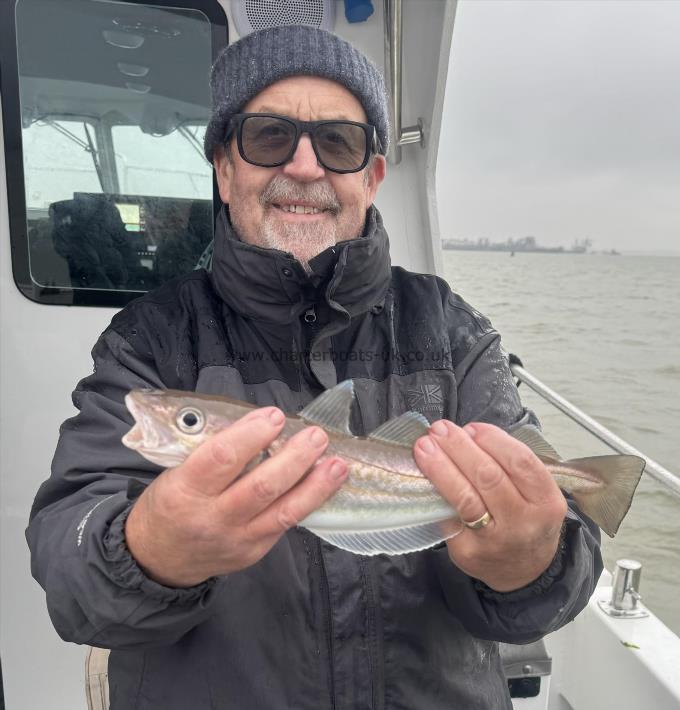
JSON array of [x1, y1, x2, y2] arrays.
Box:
[[441, 250, 680, 636]]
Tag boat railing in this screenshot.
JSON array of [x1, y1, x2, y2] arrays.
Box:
[[509, 356, 680, 498]]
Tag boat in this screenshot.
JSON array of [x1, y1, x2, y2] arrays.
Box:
[[1, 1, 679, 708], [441, 237, 590, 253]]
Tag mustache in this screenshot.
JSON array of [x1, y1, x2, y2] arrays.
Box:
[[259, 176, 341, 214]]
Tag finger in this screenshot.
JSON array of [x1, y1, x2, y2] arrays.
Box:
[[466, 422, 563, 505], [175, 407, 285, 497], [428, 420, 523, 514], [246, 457, 348, 539], [222, 425, 331, 521], [413, 434, 489, 526]]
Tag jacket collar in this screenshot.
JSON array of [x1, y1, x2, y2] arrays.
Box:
[[210, 205, 392, 323]]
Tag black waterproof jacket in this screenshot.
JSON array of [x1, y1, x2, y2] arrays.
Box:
[[27, 207, 602, 709]]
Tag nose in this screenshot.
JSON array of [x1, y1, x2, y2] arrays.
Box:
[[282, 134, 326, 182]]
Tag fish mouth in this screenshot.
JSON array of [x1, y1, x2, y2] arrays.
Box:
[[122, 390, 167, 454], [122, 423, 144, 449], [122, 390, 193, 468]]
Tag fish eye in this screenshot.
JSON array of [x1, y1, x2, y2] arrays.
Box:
[[176, 407, 205, 435]]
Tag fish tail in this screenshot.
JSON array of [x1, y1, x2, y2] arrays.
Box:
[[565, 455, 645, 537]]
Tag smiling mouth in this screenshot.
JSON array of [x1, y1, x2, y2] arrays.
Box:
[[272, 203, 328, 215]]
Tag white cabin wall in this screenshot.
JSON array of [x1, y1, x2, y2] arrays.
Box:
[[341, 0, 456, 276], [0, 94, 118, 707]]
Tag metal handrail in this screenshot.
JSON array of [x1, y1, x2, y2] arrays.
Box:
[[510, 362, 680, 498], [383, 0, 424, 164]]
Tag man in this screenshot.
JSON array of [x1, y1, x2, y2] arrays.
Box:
[[27, 25, 601, 709]]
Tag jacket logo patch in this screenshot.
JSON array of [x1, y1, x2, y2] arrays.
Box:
[[76, 496, 112, 547], [406, 385, 443, 413]]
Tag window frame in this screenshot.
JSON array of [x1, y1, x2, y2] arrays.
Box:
[[0, 0, 227, 307]]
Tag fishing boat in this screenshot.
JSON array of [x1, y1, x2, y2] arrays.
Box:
[[1, 1, 678, 708]]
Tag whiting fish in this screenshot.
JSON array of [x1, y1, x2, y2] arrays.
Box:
[[122, 380, 645, 555]]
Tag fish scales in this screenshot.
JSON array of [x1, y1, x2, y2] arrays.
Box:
[[122, 381, 646, 555]]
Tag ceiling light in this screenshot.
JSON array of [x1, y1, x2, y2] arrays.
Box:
[[103, 30, 144, 49], [117, 62, 149, 77], [113, 18, 181, 39], [125, 82, 151, 94]]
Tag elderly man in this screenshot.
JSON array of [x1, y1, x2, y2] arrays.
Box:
[[27, 25, 601, 710]]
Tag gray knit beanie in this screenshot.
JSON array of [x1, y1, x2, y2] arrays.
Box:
[[204, 25, 389, 163]]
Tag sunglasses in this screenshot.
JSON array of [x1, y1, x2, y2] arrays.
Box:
[[225, 113, 381, 174]]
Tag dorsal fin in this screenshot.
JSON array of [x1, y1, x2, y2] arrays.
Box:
[[510, 424, 561, 461], [299, 380, 355, 436], [368, 412, 430, 448]]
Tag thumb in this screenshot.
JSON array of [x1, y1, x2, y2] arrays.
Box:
[[172, 407, 286, 497]]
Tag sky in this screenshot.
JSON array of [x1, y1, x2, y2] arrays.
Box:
[[436, 0, 680, 254]]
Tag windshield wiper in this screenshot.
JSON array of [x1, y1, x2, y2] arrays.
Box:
[[177, 124, 209, 164], [42, 118, 106, 192]]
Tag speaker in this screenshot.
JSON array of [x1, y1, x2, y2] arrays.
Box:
[[231, 0, 336, 36]]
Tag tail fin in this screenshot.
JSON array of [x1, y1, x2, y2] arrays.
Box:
[[566, 455, 645, 537]]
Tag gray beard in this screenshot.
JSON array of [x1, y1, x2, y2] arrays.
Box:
[[259, 218, 338, 273]]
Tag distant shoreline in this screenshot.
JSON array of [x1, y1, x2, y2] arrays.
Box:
[[441, 244, 679, 258], [442, 242, 594, 254]]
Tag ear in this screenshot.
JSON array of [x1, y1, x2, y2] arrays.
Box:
[[213, 145, 234, 204], [365, 155, 386, 206]]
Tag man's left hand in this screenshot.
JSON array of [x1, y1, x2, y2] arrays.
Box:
[[414, 420, 567, 592]]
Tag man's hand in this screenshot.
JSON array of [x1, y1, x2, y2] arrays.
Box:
[[125, 406, 348, 588], [414, 420, 567, 592]]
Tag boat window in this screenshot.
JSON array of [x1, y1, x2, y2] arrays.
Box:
[[2, 0, 227, 306], [112, 124, 210, 199]]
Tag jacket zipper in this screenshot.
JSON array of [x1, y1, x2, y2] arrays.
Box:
[[317, 538, 336, 710], [304, 306, 317, 323], [302, 309, 334, 708], [295, 306, 317, 390], [360, 557, 384, 710]]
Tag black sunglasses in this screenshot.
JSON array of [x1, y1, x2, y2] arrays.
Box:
[[225, 113, 381, 174]]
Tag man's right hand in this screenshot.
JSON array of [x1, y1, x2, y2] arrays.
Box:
[[124, 406, 347, 587]]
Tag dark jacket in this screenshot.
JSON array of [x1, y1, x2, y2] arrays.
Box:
[[27, 206, 602, 710]]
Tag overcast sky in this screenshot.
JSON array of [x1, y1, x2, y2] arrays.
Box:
[[436, 0, 680, 254]]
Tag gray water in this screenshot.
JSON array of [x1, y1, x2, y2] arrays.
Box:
[[441, 251, 680, 635]]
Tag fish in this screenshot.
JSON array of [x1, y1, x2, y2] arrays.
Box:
[[122, 380, 645, 556]]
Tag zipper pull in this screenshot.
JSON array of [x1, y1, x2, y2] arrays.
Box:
[[304, 307, 317, 323]]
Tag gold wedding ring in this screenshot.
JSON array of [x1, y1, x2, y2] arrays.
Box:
[[463, 511, 492, 530]]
